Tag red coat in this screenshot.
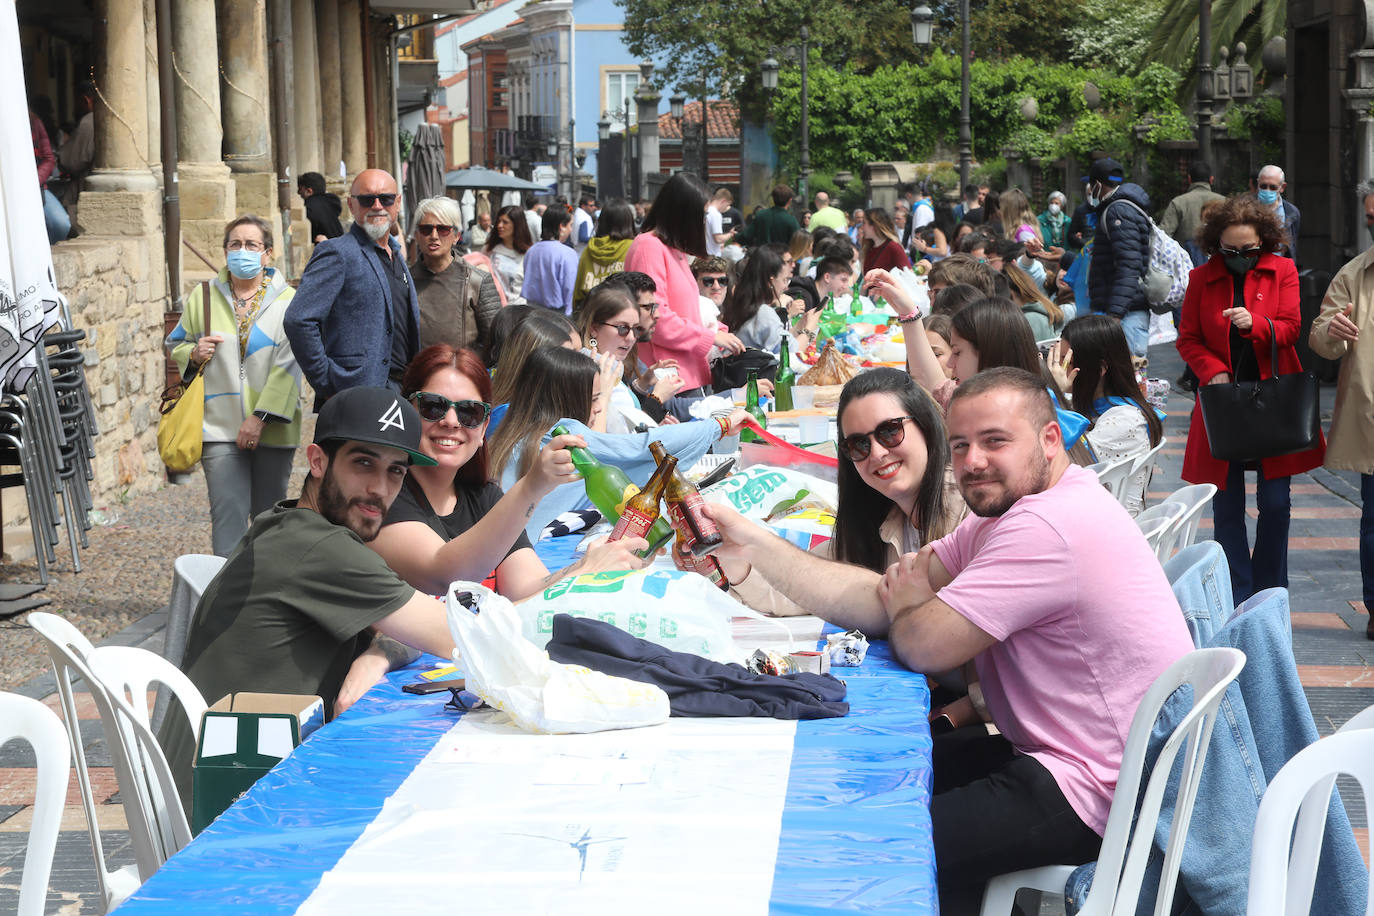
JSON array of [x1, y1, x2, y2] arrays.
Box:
[[1176, 253, 1325, 487]]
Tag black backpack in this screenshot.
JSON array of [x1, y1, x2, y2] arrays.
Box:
[[711, 347, 778, 391]]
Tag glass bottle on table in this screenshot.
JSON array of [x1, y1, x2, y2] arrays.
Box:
[[650, 441, 724, 557], [608, 453, 675, 543], [773, 333, 795, 412], [741, 370, 767, 443], [552, 424, 674, 556]]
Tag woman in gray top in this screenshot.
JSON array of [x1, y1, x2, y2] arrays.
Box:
[[722, 246, 817, 353]]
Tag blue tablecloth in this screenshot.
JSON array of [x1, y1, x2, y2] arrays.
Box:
[[117, 537, 935, 914]]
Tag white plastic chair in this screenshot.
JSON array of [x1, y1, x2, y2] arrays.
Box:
[[1135, 503, 1187, 563], [1247, 728, 1374, 916], [1090, 454, 1137, 503], [164, 554, 225, 670], [1125, 437, 1168, 511], [1, 693, 71, 916], [1129, 436, 1167, 481], [1159, 484, 1219, 556], [980, 647, 1247, 916], [72, 647, 194, 881], [26, 612, 142, 912]]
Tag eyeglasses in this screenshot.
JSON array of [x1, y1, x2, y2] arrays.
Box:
[[1219, 245, 1263, 258], [226, 241, 266, 252], [699, 276, 728, 287], [840, 416, 916, 462], [598, 321, 635, 338], [1257, 183, 1282, 191], [352, 193, 397, 208], [409, 392, 492, 426], [416, 224, 454, 237]]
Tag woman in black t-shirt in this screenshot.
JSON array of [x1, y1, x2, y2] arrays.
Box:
[[370, 344, 648, 598]]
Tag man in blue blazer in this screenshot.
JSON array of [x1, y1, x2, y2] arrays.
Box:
[[285, 169, 420, 407]]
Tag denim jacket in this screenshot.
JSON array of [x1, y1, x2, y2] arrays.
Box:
[[1067, 543, 1367, 916]]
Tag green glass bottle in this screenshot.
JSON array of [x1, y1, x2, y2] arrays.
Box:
[[552, 424, 673, 556], [741, 370, 767, 443], [849, 286, 864, 318], [774, 335, 795, 412]]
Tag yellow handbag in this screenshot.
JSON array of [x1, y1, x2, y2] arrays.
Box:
[[157, 282, 212, 472]]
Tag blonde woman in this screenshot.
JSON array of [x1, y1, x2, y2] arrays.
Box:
[[999, 188, 1043, 246]]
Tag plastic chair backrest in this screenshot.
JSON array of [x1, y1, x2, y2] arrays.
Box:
[[1247, 729, 1374, 916], [63, 648, 190, 882], [1130, 436, 1167, 479], [1, 693, 70, 916], [85, 647, 198, 876], [1092, 454, 1137, 502], [1161, 483, 1218, 555], [25, 613, 140, 912], [1135, 503, 1187, 563], [1082, 647, 1247, 916], [165, 554, 226, 669]]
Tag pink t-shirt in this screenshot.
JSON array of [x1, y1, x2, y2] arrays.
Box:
[[624, 231, 716, 390], [930, 464, 1192, 834]]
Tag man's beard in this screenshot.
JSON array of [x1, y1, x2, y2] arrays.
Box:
[[361, 216, 391, 241], [961, 448, 1051, 518], [315, 465, 386, 541]]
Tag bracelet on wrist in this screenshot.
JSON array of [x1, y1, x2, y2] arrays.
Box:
[[716, 416, 730, 438], [897, 313, 924, 325]]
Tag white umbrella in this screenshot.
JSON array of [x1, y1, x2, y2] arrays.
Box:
[[0, 0, 66, 393]]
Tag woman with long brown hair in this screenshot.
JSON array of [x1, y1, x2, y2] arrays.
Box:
[[860, 208, 913, 274]]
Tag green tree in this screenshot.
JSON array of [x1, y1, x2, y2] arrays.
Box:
[[616, 0, 921, 106], [1063, 0, 1165, 72], [1145, 0, 1283, 77], [925, 0, 1085, 62]]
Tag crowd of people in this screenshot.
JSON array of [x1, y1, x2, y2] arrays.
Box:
[[159, 158, 1374, 914]]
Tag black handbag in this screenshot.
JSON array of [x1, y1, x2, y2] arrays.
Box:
[[1197, 317, 1320, 462], [711, 347, 778, 391]]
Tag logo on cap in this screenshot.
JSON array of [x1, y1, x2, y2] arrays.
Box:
[[378, 399, 406, 433]]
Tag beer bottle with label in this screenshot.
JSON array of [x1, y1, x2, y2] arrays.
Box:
[[607, 452, 675, 543], [650, 442, 724, 557], [553, 424, 673, 555], [741, 370, 767, 443], [774, 334, 795, 413], [672, 529, 731, 591]]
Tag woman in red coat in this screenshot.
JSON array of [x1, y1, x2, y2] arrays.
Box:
[[1176, 195, 1325, 600]]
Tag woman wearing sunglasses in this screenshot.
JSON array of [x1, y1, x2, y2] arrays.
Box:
[[1177, 195, 1325, 601], [725, 368, 962, 620], [410, 197, 501, 355], [578, 285, 685, 433], [371, 344, 649, 599], [488, 345, 750, 543]]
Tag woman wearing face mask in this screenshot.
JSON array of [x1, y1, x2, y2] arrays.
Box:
[[165, 215, 302, 557], [1038, 191, 1070, 249], [1177, 195, 1326, 601]]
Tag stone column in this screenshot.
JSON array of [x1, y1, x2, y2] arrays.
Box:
[[316, 0, 344, 189], [173, 0, 236, 260], [636, 84, 661, 198], [85, 0, 159, 237], [338, 0, 367, 181], [144, 0, 161, 175], [219, 0, 277, 235], [291, 0, 324, 175]]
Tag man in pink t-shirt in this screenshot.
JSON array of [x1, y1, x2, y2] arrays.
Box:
[[878, 367, 1192, 913]]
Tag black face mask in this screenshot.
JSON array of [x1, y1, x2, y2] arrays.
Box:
[[1224, 254, 1259, 275]]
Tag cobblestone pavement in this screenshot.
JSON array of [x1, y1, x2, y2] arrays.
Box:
[[0, 348, 1369, 914]]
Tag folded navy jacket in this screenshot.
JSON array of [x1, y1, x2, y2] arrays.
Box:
[[546, 613, 849, 719]]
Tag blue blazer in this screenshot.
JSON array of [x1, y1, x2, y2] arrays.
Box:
[[284, 224, 420, 402]]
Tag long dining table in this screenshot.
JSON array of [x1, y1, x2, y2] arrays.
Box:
[[114, 523, 936, 915]]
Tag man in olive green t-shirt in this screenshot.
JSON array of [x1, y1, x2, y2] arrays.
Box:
[[161, 387, 457, 807]]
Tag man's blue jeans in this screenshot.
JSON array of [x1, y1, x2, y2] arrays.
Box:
[[43, 188, 70, 244], [1120, 309, 1150, 358], [1212, 462, 1291, 601]]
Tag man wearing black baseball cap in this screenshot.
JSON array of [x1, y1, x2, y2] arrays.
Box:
[[1084, 157, 1156, 357], [161, 387, 457, 808]]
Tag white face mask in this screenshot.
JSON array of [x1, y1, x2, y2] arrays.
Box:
[[1086, 185, 1100, 208], [1048, 203, 1062, 215]]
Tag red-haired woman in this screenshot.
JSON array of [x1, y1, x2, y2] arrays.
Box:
[[369, 344, 646, 599], [1177, 195, 1326, 600]]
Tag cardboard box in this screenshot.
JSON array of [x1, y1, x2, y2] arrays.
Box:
[[192, 692, 324, 834]]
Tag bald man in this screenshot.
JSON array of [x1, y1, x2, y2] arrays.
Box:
[[285, 169, 421, 407]]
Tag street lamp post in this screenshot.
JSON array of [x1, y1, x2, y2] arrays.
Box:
[[910, 3, 969, 190], [760, 37, 809, 205], [1197, 0, 1214, 165]]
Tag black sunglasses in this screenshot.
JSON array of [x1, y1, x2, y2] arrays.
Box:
[[353, 193, 397, 208], [410, 392, 492, 426], [416, 223, 453, 237], [1219, 245, 1263, 258], [598, 321, 634, 338], [700, 276, 728, 287], [840, 416, 916, 462]]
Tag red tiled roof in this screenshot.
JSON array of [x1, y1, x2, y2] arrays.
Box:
[[658, 100, 739, 140]]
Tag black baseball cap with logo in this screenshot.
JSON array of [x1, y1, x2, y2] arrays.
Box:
[[313, 386, 438, 466]]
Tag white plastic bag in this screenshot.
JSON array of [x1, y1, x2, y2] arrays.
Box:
[[445, 582, 670, 734], [519, 568, 745, 663], [703, 464, 838, 522], [1149, 310, 1178, 346]]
